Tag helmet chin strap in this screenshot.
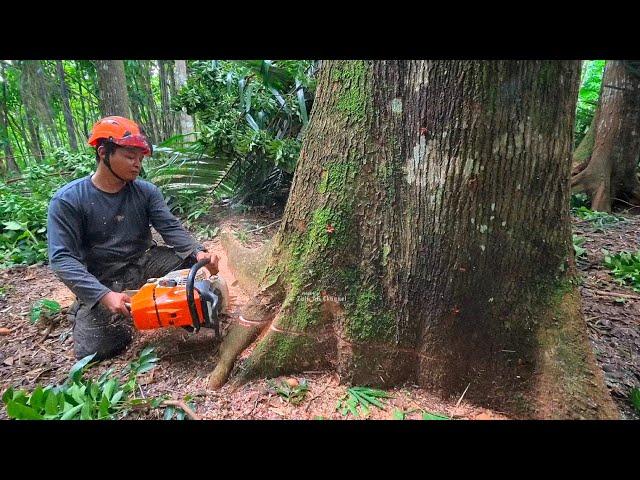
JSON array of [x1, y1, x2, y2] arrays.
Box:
[[102, 142, 128, 184]]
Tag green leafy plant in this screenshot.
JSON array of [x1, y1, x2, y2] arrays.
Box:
[[2, 347, 160, 420], [268, 378, 309, 406], [0, 149, 95, 268], [234, 230, 249, 244], [164, 60, 316, 208], [192, 225, 219, 241], [30, 298, 61, 324], [573, 235, 587, 259], [570, 192, 589, 209], [391, 408, 450, 420], [336, 386, 392, 418], [630, 388, 640, 413], [422, 411, 450, 420], [391, 408, 406, 420], [572, 206, 624, 232], [603, 250, 640, 292]]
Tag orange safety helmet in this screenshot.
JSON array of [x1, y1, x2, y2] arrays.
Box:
[[87, 116, 153, 156]]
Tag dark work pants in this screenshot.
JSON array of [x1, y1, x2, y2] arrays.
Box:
[[68, 246, 196, 361]]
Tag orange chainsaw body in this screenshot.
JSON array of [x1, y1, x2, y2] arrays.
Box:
[[130, 281, 206, 330]]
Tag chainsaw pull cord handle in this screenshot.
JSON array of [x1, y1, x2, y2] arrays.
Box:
[[186, 258, 211, 332]]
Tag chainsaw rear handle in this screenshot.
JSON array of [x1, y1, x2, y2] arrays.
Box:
[[186, 258, 211, 332]]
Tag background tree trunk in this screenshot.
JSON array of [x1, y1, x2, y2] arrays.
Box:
[[0, 62, 19, 173], [19, 61, 60, 152], [158, 60, 176, 139], [94, 60, 131, 118], [210, 60, 617, 419], [75, 62, 89, 139], [174, 60, 195, 141], [571, 61, 640, 212], [19, 61, 47, 159], [138, 60, 160, 143], [33, 61, 60, 150], [572, 112, 597, 170], [56, 61, 78, 152]]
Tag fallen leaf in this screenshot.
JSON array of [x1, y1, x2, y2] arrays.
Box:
[[0, 327, 11, 336], [473, 412, 494, 420], [449, 406, 466, 418], [139, 370, 155, 386], [285, 377, 299, 388], [3, 357, 14, 366]]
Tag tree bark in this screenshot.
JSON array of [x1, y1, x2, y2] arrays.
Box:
[[94, 60, 131, 118], [174, 60, 195, 141], [572, 112, 597, 171], [209, 60, 617, 419], [571, 61, 640, 212], [56, 61, 78, 152]]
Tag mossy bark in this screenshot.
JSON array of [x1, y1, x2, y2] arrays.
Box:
[[209, 61, 617, 418], [571, 61, 640, 212], [572, 113, 596, 170]]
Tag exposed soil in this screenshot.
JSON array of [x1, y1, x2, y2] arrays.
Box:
[[1, 206, 637, 420]]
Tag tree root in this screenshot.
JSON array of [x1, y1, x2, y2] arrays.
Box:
[[161, 400, 201, 420], [208, 322, 263, 389], [208, 294, 278, 390], [571, 168, 612, 212], [593, 290, 640, 300], [533, 285, 619, 419], [207, 227, 279, 390]]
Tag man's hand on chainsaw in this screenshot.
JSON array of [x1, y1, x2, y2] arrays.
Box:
[[100, 291, 132, 317], [196, 251, 220, 276]]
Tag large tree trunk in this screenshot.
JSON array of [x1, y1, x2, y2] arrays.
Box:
[[571, 61, 640, 212], [94, 60, 131, 118], [174, 60, 195, 141], [56, 61, 78, 152], [208, 60, 617, 419]]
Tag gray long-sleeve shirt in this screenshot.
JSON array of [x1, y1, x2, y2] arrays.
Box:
[[47, 175, 204, 308]]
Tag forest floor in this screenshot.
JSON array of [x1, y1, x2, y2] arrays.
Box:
[[0, 205, 638, 420], [572, 210, 640, 420]]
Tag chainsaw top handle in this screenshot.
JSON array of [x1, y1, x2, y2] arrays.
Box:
[[186, 257, 211, 332]]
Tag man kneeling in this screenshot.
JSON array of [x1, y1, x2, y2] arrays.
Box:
[[47, 116, 218, 361]]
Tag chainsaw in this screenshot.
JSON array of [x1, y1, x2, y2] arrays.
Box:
[[125, 258, 229, 337]]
